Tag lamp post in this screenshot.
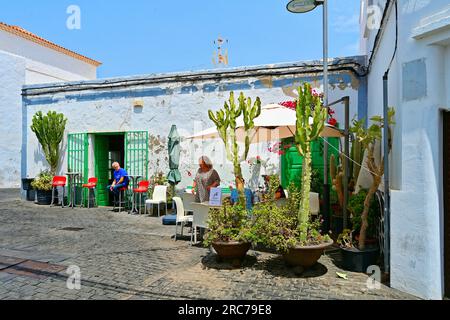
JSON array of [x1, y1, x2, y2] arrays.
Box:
[[287, 0, 331, 231]]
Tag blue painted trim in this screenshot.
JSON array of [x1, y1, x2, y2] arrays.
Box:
[[357, 76, 368, 127]]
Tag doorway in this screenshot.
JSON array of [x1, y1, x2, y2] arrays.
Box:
[[95, 134, 125, 206], [444, 112, 450, 298]]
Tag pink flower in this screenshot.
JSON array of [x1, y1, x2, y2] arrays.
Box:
[[256, 156, 261, 161]]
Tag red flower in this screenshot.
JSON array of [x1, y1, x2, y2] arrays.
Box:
[[283, 144, 292, 149], [328, 118, 337, 126], [279, 101, 297, 110]]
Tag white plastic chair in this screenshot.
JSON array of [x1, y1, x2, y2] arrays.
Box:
[[173, 197, 193, 241], [190, 202, 210, 245], [145, 185, 167, 217], [310, 192, 320, 216], [181, 192, 196, 215]]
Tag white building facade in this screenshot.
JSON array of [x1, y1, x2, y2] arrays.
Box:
[[360, 0, 450, 299], [0, 22, 100, 188], [21, 58, 366, 207]]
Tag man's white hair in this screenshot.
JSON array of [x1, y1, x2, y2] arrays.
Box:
[[112, 162, 120, 167]]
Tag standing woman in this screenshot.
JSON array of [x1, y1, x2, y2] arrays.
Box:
[[192, 156, 221, 203]]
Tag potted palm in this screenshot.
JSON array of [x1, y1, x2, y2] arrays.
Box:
[[337, 109, 395, 272], [205, 91, 261, 261], [251, 83, 333, 268], [31, 171, 53, 205]]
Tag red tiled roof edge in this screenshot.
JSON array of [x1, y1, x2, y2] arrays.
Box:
[[0, 22, 102, 67]]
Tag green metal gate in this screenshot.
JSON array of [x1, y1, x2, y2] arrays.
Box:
[[67, 133, 89, 205], [125, 131, 149, 188]]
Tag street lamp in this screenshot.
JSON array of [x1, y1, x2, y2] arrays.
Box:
[[287, 0, 331, 231]]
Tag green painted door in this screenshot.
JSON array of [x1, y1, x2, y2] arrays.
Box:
[[67, 133, 89, 205], [281, 137, 340, 194], [95, 135, 110, 206], [125, 131, 149, 188]]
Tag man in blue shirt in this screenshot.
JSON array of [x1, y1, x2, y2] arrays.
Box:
[[107, 162, 129, 196]]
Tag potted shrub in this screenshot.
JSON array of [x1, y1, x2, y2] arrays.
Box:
[[203, 201, 257, 263], [206, 91, 261, 260], [337, 108, 395, 272], [31, 171, 53, 205], [252, 83, 333, 268]]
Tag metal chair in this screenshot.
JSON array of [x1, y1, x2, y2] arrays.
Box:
[[145, 185, 167, 217], [81, 177, 98, 208], [113, 186, 129, 213], [51, 176, 67, 208], [173, 197, 193, 241], [133, 180, 150, 214]]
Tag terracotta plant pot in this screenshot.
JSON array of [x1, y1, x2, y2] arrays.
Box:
[[212, 241, 251, 260], [283, 240, 334, 268]]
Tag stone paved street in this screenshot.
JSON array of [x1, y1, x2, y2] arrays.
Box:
[[0, 189, 417, 300]]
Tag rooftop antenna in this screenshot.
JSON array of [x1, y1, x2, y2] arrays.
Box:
[[212, 36, 229, 67]]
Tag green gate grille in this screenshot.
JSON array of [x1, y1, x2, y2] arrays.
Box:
[[125, 131, 149, 188], [67, 133, 89, 205]]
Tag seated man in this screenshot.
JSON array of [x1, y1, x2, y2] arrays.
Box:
[[107, 162, 129, 199]]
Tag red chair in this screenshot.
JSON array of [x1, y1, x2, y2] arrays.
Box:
[[133, 180, 150, 214], [81, 178, 98, 209], [51, 176, 67, 208]]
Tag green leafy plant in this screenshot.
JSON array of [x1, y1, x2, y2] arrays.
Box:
[[251, 200, 330, 253], [208, 92, 261, 202], [30, 111, 67, 175], [350, 108, 395, 250], [348, 189, 380, 240], [203, 202, 257, 247], [337, 229, 354, 249], [31, 171, 53, 191]]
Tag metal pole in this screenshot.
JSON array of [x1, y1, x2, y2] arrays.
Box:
[[343, 96, 350, 230], [383, 72, 390, 273], [322, 0, 330, 231]]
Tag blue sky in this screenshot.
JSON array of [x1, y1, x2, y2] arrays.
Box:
[[0, 0, 361, 78]]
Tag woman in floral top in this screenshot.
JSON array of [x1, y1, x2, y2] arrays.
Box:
[[192, 156, 221, 203]]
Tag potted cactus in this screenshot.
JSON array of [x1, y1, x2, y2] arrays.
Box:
[[30, 111, 67, 175], [205, 92, 261, 261], [337, 109, 395, 272], [251, 83, 333, 268]]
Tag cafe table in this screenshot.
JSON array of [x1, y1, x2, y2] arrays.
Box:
[[126, 175, 142, 214], [65, 172, 81, 209]]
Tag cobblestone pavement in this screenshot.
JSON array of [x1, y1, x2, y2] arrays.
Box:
[[0, 189, 417, 300]]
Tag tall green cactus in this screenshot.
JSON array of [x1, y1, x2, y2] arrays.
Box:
[[31, 111, 68, 175], [294, 83, 327, 235], [209, 92, 261, 198]]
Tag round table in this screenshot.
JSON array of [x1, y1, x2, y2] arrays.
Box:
[[126, 175, 142, 214], [65, 172, 81, 209]]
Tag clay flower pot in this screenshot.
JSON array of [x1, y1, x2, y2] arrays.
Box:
[[283, 240, 334, 268], [212, 241, 251, 260]]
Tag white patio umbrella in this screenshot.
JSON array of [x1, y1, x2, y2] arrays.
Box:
[[187, 104, 344, 142]]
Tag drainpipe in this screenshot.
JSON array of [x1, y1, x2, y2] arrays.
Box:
[[383, 72, 390, 274], [343, 96, 350, 230]]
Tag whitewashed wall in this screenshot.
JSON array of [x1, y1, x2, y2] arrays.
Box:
[[22, 61, 364, 193], [0, 30, 98, 83], [0, 51, 26, 188], [361, 0, 450, 299]]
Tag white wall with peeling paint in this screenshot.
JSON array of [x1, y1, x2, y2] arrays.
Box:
[[0, 51, 26, 188], [361, 0, 450, 300], [21, 65, 363, 193]]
